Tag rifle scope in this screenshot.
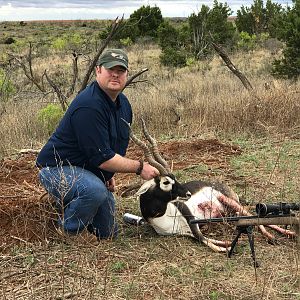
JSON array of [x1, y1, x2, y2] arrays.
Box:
[[256, 202, 300, 217]]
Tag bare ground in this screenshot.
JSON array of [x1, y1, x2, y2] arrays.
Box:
[[0, 138, 241, 248]]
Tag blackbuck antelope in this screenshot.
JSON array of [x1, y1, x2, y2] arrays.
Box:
[[124, 119, 296, 252]]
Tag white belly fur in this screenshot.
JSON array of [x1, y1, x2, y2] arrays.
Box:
[[148, 187, 226, 236], [149, 202, 193, 236], [186, 186, 225, 219]]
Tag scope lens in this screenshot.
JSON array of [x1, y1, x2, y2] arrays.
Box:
[[256, 203, 268, 216]]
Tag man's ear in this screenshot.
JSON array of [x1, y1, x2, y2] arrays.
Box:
[[96, 66, 102, 74]]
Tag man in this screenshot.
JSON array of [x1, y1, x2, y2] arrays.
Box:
[[36, 49, 159, 239]]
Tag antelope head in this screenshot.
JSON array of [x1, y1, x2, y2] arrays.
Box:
[[122, 118, 191, 202]]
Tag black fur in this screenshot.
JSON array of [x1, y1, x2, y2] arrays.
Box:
[[182, 180, 236, 199], [172, 200, 205, 243], [140, 174, 190, 221]]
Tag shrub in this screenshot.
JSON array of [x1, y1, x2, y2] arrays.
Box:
[[0, 68, 16, 100], [237, 31, 257, 50], [37, 103, 64, 135], [51, 37, 67, 51], [4, 37, 15, 44], [120, 37, 133, 47], [159, 47, 186, 67], [272, 0, 300, 79]]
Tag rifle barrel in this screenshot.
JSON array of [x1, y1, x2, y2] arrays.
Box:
[[190, 215, 300, 227]]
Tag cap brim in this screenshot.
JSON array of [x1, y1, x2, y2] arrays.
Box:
[[102, 61, 128, 70]]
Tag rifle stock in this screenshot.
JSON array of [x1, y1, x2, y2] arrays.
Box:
[[190, 215, 300, 237]]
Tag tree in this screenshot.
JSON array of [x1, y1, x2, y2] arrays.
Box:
[[157, 21, 180, 50], [188, 5, 211, 58], [236, 0, 285, 37], [265, 0, 285, 37], [100, 5, 163, 42], [157, 21, 191, 67], [207, 0, 235, 44], [188, 1, 235, 58], [272, 0, 300, 79], [236, 6, 256, 35], [129, 5, 163, 39]]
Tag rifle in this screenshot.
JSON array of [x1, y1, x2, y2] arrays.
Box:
[[189, 202, 300, 267]]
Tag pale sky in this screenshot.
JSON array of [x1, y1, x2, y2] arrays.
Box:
[[0, 0, 293, 21]]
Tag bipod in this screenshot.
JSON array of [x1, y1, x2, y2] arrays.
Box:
[[228, 225, 259, 267]]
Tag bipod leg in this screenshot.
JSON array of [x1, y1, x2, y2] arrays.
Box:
[[228, 226, 244, 258], [245, 226, 260, 267]]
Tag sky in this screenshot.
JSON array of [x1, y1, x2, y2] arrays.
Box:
[[0, 0, 293, 21]]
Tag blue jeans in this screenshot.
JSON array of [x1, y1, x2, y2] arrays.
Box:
[[38, 166, 118, 239]]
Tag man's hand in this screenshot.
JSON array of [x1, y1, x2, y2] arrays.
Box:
[[140, 162, 160, 180], [106, 177, 116, 192]]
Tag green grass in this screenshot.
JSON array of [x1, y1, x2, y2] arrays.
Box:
[[228, 137, 300, 202]]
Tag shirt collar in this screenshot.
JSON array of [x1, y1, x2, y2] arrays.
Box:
[[95, 81, 122, 109]]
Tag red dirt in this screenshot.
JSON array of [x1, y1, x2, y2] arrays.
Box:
[[0, 139, 241, 250]]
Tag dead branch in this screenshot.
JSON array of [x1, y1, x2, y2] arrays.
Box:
[[19, 149, 40, 154], [66, 50, 80, 98], [212, 42, 259, 99], [125, 68, 148, 89], [9, 42, 46, 93], [43, 70, 68, 111], [79, 16, 125, 92], [8, 42, 75, 111]]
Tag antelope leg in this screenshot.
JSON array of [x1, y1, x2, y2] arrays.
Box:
[[202, 237, 229, 253], [217, 195, 275, 241], [206, 238, 231, 248], [267, 224, 296, 237], [258, 225, 275, 241]]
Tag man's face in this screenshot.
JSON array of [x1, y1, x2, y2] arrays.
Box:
[[96, 65, 128, 96]]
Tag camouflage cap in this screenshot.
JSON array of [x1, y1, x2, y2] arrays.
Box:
[[97, 49, 128, 70]]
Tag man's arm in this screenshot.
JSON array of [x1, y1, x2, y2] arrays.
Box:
[[99, 154, 160, 180]]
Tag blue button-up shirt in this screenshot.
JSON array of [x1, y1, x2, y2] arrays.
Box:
[[36, 81, 133, 182]]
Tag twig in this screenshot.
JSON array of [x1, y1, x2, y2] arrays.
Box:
[[10, 235, 30, 244], [23, 180, 43, 194], [124, 68, 148, 89]]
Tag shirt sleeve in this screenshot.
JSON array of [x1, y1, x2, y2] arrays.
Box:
[[70, 107, 115, 167]]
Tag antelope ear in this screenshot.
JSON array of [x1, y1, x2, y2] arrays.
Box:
[[135, 179, 156, 196]]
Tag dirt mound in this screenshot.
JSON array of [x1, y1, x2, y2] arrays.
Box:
[[0, 139, 241, 250]]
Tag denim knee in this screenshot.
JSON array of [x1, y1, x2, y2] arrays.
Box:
[[38, 166, 116, 237], [78, 175, 109, 208]]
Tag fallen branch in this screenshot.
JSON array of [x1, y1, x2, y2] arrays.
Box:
[[212, 42, 259, 99]]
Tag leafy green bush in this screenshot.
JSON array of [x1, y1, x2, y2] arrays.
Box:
[[100, 5, 163, 42], [237, 31, 257, 50], [186, 57, 197, 66], [37, 103, 64, 134], [51, 37, 67, 51], [4, 37, 15, 44], [159, 47, 186, 67], [157, 21, 179, 50], [120, 37, 133, 47], [272, 0, 300, 79], [0, 68, 16, 101]]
